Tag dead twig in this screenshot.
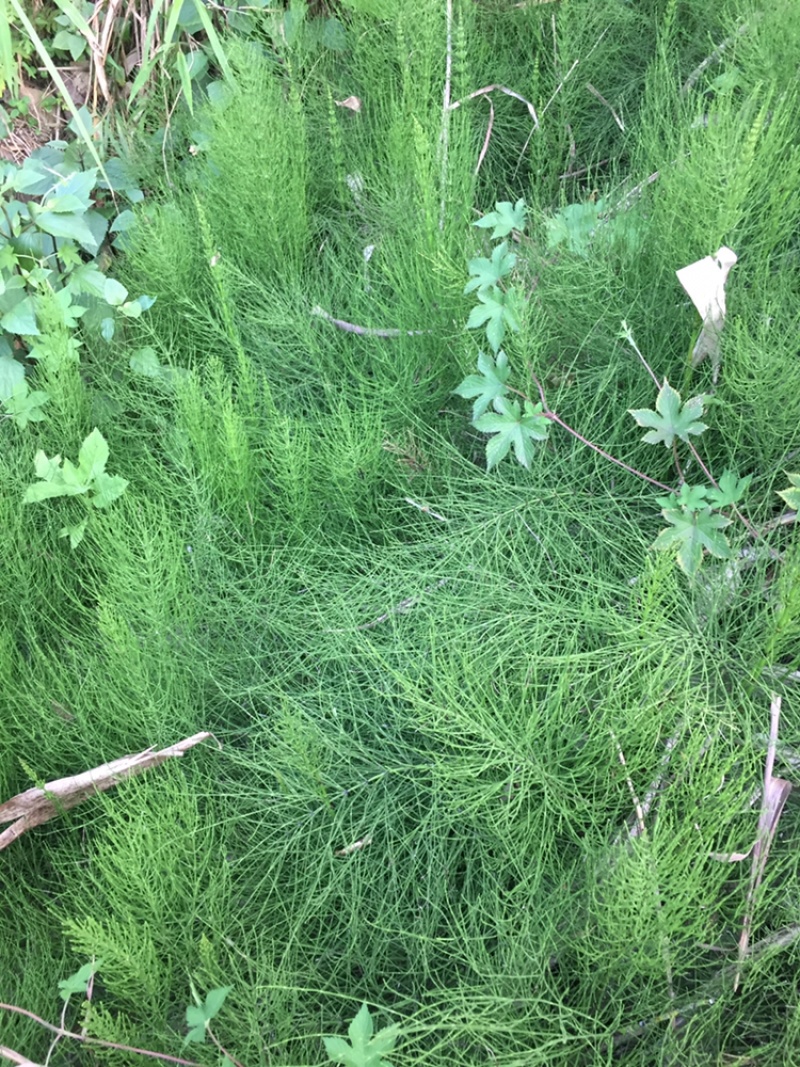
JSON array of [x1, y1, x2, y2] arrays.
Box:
[[311, 306, 432, 338], [586, 82, 624, 131], [0, 733, 215, 850]]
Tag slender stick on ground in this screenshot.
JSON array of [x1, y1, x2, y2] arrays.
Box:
[[311, 306, 433, 338]]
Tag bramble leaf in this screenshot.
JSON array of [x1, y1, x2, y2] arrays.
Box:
[[473, 199, 527, 239], [454, 349, 511, 419], [777, 473, 800, 511], [324, 1003, 399, 1067], [474, 397, 550, 470], [464, 241, 516, 295], [629, 380, 708, 448]]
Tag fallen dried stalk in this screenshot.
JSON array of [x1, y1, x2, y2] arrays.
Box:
[[311, 306, 432, 339], [0, 732, 214, 850]]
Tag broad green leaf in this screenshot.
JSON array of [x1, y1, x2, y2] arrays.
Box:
[[1, 295, 39, 335], [184, 986, 233, 1046], [706, 469, 752, 510], [103, 278, 128, 306], [3, 379, 49, 428], [59, 519, 87, 548], [474, 397, 550, 470], [203, 985, 233, 1019], [629, 380, 708, 448], [655, 482, 710, 514], [544, 200, 605, 258], [110, 209, 136, 233], [100, 317, 115, 341], [466, 286, 522, 353], [0, 353, 25, 399], [77, 427, 109, 481], [57, 959, 102, 1000], [130, 347, 161, 377], [454, 349, 511, 420], [54, 286, 87, 329], [349, 1002, 374, 1047], [24, 478, 86, 502], [464, 241, 516, 295], [473, 198, 527, 239], [35, 210, 96, 247], [653, 505, 731, 577], [777, 473, 800, 511], [33, 449, 62, 480]]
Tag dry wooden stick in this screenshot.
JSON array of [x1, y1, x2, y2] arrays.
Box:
[[311, 306, 432, 339], [0, 732, 214, 850]]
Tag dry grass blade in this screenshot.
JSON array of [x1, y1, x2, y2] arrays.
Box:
[[735, 694, 793, 990], [0, 732, 214, 850]]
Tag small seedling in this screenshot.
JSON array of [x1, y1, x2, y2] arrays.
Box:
[[324, 1003, 400, 1067]]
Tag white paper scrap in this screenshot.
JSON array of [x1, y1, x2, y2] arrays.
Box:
[[676, 246, 737, 379]]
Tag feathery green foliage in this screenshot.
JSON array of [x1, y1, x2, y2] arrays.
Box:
[[2, 2, 800, 1066]]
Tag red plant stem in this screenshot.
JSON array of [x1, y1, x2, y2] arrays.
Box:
[[526, 376, 673, 492], [208, 1024, 246, 1067], [685, 440, 719, 490], [0, 1003, 204, 1067]]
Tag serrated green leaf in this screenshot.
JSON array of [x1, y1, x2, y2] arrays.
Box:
[[90, 472, 128, 508], [1, 295, 39, 336], [706, 469, 752, 509], [777, 473, 800, 511], [349, 1003, 374, 1048], [0, 353, 25, 399], [77, 427, 109, 482], [324, 1004, 399, 1067], [35, 210, 96, 247], [653, 505, 731, 577], [464, 241, 516, 295], [3, 379, 49, 428], [454, 349, 511, 420], [473, 199, 527, 239], [323, 1036, 357, 1065], [474, 397, 550, 470], [110, 209, 136, 233], [655, 482, 710, 513], [629, 380, 708, 448], [466, 286, 522, 353], [130, 347, 161, 377]]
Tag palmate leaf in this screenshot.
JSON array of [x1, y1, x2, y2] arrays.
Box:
[[464, 241, 516, 295], [454, 349, 510, 419], [466, 285, 523, 353], [473, 198, 527, 239], [629, 379, 708, 448], [474, 396, 550, 470], [653, 495, 732, 577], [323, 1003, 399, 1067], [707, 469, 752, 509], [2, 379, 49, 428]]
